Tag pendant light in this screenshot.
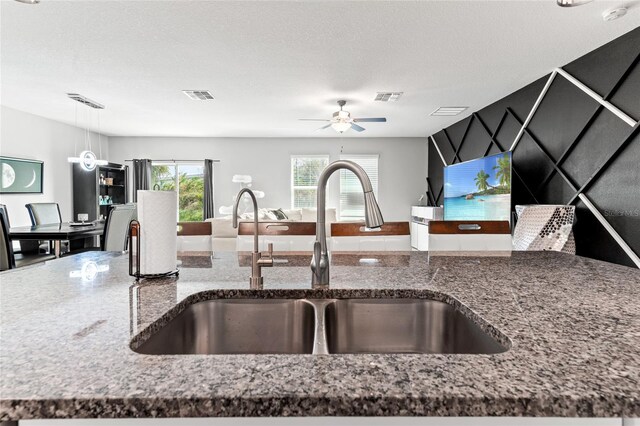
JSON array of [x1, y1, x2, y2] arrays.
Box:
[[67, 93, 108, 171]]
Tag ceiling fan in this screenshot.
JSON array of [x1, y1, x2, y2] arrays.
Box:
[[299, 100, 387, 133]]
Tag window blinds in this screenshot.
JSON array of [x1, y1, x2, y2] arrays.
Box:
[[291, 156, 329, 208], [339, 155, 379, 220]]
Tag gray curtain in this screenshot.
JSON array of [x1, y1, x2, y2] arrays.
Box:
[[203, 159, 215, 219], [132, 159, 152, 202]]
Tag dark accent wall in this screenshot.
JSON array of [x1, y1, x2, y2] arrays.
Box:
[[428, 28, 640, 268]]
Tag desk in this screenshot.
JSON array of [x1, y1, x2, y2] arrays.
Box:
[[9, 222, 105, 257]]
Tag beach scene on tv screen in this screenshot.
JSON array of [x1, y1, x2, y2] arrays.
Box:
[[444, 152, 511, 221]]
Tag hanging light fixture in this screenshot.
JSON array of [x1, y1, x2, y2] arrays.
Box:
[[67, 93, 108, 171], [73, 150, 107, 172], [331, 121, 352, 133]]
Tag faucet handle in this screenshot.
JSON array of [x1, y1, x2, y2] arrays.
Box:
[[311, 241, 321, 273], [257, 243, 274, 267]]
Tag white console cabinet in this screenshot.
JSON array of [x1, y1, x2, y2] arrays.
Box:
[[410, 206, 443, 251], [410, 221, 429, 251]]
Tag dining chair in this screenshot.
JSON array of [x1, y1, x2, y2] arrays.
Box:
[[25, 203, 62, 225], [102, 204, 137, 252], [25, 202, 68, 255], [0, 204, 55, 271], [0, 204, 40, 255], [0, 205, 15, 271]]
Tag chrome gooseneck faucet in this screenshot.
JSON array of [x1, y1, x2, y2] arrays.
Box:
[[311, 160, 384, 287], [233, 188, 273, 288]]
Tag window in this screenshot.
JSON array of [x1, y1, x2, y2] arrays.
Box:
[[340, 154, 379, 220], [151, 162, 205, 222], [291, 156, 329, 208]]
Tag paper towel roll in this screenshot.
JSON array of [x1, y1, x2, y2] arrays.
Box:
[[137, 190, 177, 275]]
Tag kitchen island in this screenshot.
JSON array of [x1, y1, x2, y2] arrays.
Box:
[[0, 251, 638, 422]]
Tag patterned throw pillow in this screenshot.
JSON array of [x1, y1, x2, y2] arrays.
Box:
[[263, 209, 277, 220], [271, 208, 288, 220], [513, 205, 575, 253]]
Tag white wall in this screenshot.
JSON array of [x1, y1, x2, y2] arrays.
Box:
[[108, 137, 428, 222], [0, 106, 109, 227]]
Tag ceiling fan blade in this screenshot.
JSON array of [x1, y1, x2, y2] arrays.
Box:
[[299, 118, 331, 122], [353, 118, 387, 123], [351, 123, 366, 132], [317, 124, 332, 131]]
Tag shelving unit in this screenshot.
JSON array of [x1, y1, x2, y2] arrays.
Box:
[[72, 162, 129, 222]]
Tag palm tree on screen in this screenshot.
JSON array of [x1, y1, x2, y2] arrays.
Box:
[[474, 170, 490, 192], [493, 154, 511, 189]]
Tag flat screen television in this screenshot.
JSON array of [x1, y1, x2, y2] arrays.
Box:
[[443, 152, 512, 221]]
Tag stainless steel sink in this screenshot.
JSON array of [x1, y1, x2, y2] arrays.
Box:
[[134, 299, 315, 355], [133, 298, 507, 355], [325, 298, 507, 354]]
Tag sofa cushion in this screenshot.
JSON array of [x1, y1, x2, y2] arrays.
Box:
[[302, 207, 337, 223], [271, 208, 288, 220], [262, 208, 278, 220], [301, 208, 314, 222], [240, 208, 274, 221], [206, 217, 237, 238], [282, 209, 302, 221]]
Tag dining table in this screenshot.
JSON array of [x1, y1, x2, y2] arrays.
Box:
[[8, 222, 105, 258]]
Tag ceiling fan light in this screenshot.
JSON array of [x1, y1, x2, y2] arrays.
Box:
[[556, 0, 593, 7], [331, 122, 352, 133]]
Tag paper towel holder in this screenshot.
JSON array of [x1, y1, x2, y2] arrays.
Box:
[[128, 220, 179, 280]]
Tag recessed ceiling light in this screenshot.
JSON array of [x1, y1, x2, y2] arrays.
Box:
[[556, 0, 593, 7], [430, 107, 468, 116], [374, 92, 403, 102], [182, 90, 214, 101], [67, 93, 105, 109], [14, 0, 40, 4]]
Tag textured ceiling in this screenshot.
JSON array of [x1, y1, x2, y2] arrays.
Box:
[[1, 0, 639, 138]]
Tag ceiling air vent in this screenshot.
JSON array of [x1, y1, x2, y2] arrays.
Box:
[[374, 92, 403, 102], [430, 106, 468, 116], [182, 90, 214, 101], [67, 93, 105, 109]]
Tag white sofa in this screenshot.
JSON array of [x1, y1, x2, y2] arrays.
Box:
[[207, 207, 337, 252]]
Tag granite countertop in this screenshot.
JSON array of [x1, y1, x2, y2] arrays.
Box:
[[1, 250, 639, 420]]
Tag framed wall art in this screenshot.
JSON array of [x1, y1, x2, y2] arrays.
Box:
[[0, 156, 44, 194]]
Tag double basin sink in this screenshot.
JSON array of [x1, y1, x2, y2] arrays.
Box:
[[134, 298, 509, 355]]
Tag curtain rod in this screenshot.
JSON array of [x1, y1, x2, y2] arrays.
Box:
[[124, 159, 220, 162]]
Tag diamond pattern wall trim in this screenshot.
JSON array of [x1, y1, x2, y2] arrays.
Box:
[[428, 53, 640, 268]]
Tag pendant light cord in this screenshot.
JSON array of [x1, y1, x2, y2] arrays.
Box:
[[74, 102, 78, 157], [83, 106, 90, 153], [98, 110, 102, 160]]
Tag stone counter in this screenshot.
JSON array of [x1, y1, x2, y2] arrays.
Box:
[[0, 250, 638, 420]]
